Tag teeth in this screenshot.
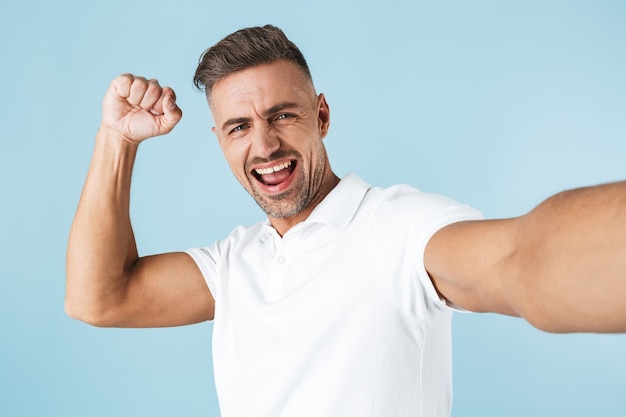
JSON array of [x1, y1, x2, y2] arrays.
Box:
[[255, 161, 292, 175]]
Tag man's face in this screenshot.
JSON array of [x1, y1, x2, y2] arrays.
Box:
[[211, 60, 332, 222]]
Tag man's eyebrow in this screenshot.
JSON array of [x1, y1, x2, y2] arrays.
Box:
[[221, 117, 251, 132], [262, 102, 302, 117]]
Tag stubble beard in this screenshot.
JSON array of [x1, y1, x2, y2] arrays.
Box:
[[247, 148, 327, 219], [249, 163, 313, 219]]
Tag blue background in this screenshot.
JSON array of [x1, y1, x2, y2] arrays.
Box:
[[1, 0, 625, 416]]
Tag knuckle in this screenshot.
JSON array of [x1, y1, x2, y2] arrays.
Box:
[[163, 86, 176, 98], [146, 80, 161, 93], [135, 77, 148, 87], [144, 83, 162, 102]]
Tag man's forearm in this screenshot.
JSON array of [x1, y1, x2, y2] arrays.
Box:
[[65, 129, 140, 325], [509, 181, 626, 333]]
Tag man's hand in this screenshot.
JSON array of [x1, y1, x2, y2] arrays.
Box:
[[101, 74, 183, 143]]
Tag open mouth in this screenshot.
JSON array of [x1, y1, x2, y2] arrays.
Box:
[[252, 160, 297, 187]]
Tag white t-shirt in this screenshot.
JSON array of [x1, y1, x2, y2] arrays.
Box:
[[186, 174, 483, 417]]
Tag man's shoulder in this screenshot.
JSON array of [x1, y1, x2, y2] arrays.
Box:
[[330, 174, 429, 212], [363, 181, 442, 215], [357, 180, 482, 235]]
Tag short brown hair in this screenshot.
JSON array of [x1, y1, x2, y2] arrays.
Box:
[[193, 25, 312, 102]]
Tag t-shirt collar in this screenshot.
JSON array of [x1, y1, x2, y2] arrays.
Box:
[[261, 173, 370, 234], [304, 173, 370, 231]]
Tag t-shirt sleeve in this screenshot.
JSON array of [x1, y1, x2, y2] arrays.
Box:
[[369, 185, 484, 318], [407, 198, 483, 312], [185, 245, 220, 300]]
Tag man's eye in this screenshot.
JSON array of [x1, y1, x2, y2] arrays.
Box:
[[275, 113, 295, 121], [230, 124, 247, 134]]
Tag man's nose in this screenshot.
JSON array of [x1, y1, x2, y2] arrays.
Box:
[[251, 128, 280, 158]]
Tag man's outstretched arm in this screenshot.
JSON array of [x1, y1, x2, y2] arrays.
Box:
[[425, 181, 626, 333], [65, 74, 214, 327]]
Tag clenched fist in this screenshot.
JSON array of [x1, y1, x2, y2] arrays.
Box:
[[101, 74, 183, 143]]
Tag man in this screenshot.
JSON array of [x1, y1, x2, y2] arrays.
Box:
[[66, 25, 626, 416]]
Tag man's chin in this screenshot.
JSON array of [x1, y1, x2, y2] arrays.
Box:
[[247, 176, 309, 219], [259, 202, 304, 219], [253, 194, 307, 219]]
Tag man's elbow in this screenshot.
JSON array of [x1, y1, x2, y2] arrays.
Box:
[[521, 312, 572, 334], [516, 299, 626, 334], [64, 295, 119, 328]]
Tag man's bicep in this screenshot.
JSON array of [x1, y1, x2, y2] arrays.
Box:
[[424, 219, 520, 316], [117, 252, 215, 327]]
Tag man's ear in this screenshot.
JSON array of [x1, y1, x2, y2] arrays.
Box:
[[212, 126, 224, 147], [212, 126, 222, 140], [317, 93, 330, 139]]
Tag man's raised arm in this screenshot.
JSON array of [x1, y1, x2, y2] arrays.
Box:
[[65, 74, 214, 328], [426, 181, 626, 333]]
